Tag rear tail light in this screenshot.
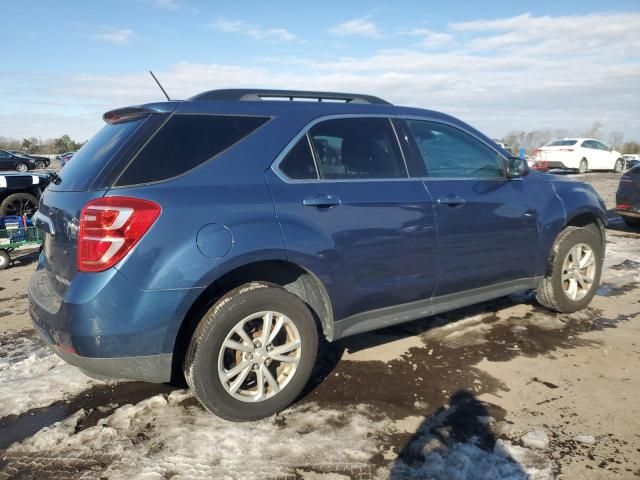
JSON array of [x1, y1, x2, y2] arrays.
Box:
[[533, 161, 548, 170], [78, 196, 161, 272], [616, 204, 632, 210]]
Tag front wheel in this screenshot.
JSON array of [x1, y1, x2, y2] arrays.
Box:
[[536, 226, 602, 313], [613, 159, 624, 173], [184, 282, 318, 421]]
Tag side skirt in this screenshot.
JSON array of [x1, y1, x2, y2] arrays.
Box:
[[330, 277, 542, 341]]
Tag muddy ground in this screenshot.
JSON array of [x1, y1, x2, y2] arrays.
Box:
[[0, 172, 639, 479]]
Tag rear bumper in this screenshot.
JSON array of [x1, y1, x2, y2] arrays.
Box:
[[33, 323, 172, 382], [28, 263, 198, 383], [616, 208, 640, 219]]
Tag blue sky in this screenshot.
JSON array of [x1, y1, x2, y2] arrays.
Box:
[[2, 0, 640, 141]]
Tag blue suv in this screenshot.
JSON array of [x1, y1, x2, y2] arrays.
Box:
[[29, 89, 606, 420]]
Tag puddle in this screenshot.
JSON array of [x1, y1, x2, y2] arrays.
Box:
[[597, 282, 638, 297]]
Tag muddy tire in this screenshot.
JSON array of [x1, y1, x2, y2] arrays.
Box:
[[184, 282, 318, 421], [536, 227, 602, 313], [623, 217, 640, 228], [0, 192, 39, 217], [0, 251, 9, 270]]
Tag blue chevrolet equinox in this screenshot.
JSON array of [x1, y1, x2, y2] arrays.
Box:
[[29, 89, 607, 420]]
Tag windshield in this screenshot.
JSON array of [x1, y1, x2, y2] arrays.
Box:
[[546, 140, 577, 146]]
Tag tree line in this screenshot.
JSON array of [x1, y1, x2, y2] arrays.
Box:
[[0, 135, 86, 155], [501, 122, 640, 155]]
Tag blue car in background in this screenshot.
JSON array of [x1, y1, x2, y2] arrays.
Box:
[[29, 89, 607, 421]]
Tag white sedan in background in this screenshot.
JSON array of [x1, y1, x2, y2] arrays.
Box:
[[534, 138, 624, 174]]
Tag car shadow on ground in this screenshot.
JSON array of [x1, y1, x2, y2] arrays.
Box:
[[389, 390, 528, 479]]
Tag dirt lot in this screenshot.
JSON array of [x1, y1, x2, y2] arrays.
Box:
[[1, 172, 639, 479]]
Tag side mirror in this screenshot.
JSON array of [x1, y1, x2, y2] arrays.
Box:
[[507, 156, 529, 178]]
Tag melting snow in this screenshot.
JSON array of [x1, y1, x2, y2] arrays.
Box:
[[0, 334, 99, 418]]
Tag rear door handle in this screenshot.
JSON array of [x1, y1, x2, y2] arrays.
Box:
[[303, 194, 341, 208], [437, 196, 466, 207]]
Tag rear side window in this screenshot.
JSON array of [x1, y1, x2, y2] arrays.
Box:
[[547, 140, 577, 146], [116, 114, 269, 186], [308, 118, 407, 179], [279, 136, 318, 180]]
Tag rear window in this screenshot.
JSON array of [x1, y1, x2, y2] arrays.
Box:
[[52, 119, 144, 191], [547, 140, 577, 146], [115, 114, 269, 186]]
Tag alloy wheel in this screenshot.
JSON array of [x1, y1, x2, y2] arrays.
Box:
[[561, 243, 596, 301], [218, 310, 302, 402], [5, 198, 38, 217]]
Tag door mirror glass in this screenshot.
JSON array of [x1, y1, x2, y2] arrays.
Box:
[[508, 156, 529, 178]]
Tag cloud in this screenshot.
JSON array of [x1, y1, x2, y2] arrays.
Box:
[[403, 28, 454, 48], [5, 12, 640, 140], [210, 17, 297, 42], [90, 28, 134, 45], [329, 17, 381, 38]]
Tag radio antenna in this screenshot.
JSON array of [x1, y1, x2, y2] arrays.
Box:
[[149, 70, 171, 101]]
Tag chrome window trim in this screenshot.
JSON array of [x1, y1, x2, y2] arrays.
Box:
[[272, 114, 413, 184], [272, 113, 513, 184]]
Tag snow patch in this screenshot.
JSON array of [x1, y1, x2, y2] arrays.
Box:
[[0, 334, 100, 418], [5, 393, 383, 479], [521, 430, 549, 450]]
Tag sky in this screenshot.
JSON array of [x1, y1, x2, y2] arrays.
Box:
[[1, 0, 639, 142]]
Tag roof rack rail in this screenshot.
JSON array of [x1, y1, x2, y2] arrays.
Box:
[[190, 89, 391, 105]]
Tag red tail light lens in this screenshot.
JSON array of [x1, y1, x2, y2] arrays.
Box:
[[78, 196, 161, 272], [617, 204, 632, 210]]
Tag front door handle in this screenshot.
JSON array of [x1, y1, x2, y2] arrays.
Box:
[[303, 194, 341, 208], [437, 195, 466, 207]]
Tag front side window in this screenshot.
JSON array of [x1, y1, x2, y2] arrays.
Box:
[[0, 151, 8, 159], [595, 141, 610, 151], [406, 120, 504, 178], [308, 118, 406, 179]]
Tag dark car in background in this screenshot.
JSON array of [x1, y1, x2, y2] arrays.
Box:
[[9, 151, 51, 169], [29, 88, 607, 422], [0, 172, 50, 217], [616, 164, 640, 228], [0, 150, 37, 172], [58, 151, 76, 168]]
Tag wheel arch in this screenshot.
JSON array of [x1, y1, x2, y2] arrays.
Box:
[[565, 210, 606, 254], [169, 259, 334, 383]]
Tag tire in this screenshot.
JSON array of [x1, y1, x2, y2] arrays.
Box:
[[35, 161, 45, 169], [577, 159, 588, 174], [536, 226, 602, 313], [15, 163, 28, 172], [184, 282, 318, 421], [0, 251, 9, 270], [0, 192, 39, 217], [623, 217, 640, 228], [613, 159, 624, 173]]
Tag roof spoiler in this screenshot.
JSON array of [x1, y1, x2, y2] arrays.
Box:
[[190, 89, 391, 105]]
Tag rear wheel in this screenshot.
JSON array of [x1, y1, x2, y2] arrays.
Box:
[[35, 160, 45, 169], [536, 226, 602, 313], [0, 251, 9, 270], [15, 163, 28, 172], [184, 282, 318, 421], [623, 217, 640, 228], [577, 159, 588, 174], [613, 159, 624, 173], [0, 192, 39, 217]]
